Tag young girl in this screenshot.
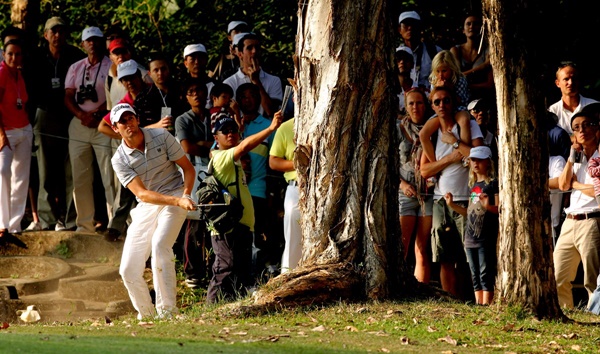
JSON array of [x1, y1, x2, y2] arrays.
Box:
[[444, 146, 499, 305]]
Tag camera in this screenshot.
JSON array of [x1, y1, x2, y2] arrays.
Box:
[[76, 84, 98, 104]]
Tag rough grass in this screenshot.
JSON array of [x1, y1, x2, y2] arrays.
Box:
[[3, 296, 600, 353]]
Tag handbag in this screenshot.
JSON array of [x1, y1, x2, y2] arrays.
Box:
[[195, 159, 244, 235]]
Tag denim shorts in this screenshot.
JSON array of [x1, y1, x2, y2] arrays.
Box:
[[398, 193, 433, 217]]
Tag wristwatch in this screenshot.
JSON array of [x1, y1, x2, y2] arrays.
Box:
[[452, 140, 459, 149]]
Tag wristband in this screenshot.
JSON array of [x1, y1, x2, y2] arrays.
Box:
[[182, 193, 193, 200]]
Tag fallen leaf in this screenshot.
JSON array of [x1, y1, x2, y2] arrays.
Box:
[[413, 317, 419, 324], [367, 331, 389, 336], [381, 348, 390, 353], [502, 323, 515, 331], [220, 327, 230, 334], [312, 325, 326, 332], [440, 351, 454, 354], [571, 345, 581, 351], [564, 333, 578, 339], [309, 316, 318, 323], [1, 322, 9, 330], [427, 326, 437, 332], [365, 317, 377, 324], [131, 332, 137, 337], [345, 326, 358, 332], [297, 331, 307, 337], [356, 307, 367, 313], [472, 319, 484, 325], [138, 322, 154, 329], [438, 335, 458, 346], [400, 336, 410, 345], [104, 316, 112, 324]]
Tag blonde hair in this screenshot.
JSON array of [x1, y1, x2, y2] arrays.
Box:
[[468, 156, 495, 188], [428, 50, 464, 87]]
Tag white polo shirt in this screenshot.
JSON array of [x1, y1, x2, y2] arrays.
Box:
[[65, 56, 111, 113], [548, 95, 599, 135], [223, 68, 283, 115], [564, 150, 600, 215]]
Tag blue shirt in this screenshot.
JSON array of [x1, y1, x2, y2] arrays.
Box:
[[242, 115, 274, 198]]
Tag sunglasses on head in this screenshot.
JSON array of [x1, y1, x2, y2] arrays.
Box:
[[433, 97, 452, 107]]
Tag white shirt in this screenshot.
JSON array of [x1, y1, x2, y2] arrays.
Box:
[[564, 150, 599, 214], [548, 94, 598, 134], [549, 155, 566, 227], [223, 68, 283, 115], [433, 120, 483, 201]]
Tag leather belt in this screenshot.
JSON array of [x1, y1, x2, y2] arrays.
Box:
[[566, 211, 600, 220], [289, 180, 298, 186]]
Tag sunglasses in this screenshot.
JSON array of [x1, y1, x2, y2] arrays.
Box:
[[432, 97, 452, 107], [219, 128, 239, 135], [572, 122, 597, 132]]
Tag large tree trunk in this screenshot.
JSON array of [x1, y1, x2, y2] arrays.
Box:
[[483, 0, 564, 320], [251, 0, 410, 308]]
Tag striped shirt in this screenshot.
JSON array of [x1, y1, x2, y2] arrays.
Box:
[[111, 128, 185, 200]]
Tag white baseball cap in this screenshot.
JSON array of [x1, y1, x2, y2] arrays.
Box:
[[82, 26, 103, 41], [183, 44, 207, 58], [227, 21, 248, 34], [110, 103, 137, 125], [117, 59, 139, 81], [399, 11, 421, 24], [469, 146, 492, 160], [395, 45, 413, 56], [233, 32, 252, 48]]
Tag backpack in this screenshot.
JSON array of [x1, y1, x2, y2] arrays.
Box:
[[195, 159, 244, 235]]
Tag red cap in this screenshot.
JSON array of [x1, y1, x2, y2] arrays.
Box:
[[109, 38, 128, 53]]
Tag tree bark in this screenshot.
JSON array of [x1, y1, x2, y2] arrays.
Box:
[[483, 0, 565, 320], [250, 0, 409, 308]]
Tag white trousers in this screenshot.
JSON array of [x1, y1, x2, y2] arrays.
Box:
[[0, 125, 32, 232], [119, 201, 187, 320], [280, 184, 301, 273], [68, 118, 115, 232]]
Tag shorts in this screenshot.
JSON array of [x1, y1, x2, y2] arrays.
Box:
[[398, 193, 433, 217], [431, 198, 467, 264]]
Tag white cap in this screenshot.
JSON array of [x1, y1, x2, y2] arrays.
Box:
[[469, 146, 492, 160], [467, 99, 482, 111], [110, 103, 136, 125], [395, 45, 413, 56], [117, 59, 139, 80], [82, 26, 103, 41], [398, 11, 421, 24], [227, 21, 247, 34], [233, 32, 251, 48], [183, 44, 207, 58]]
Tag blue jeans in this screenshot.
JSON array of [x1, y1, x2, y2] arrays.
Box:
[[588, 272, 600, 314], [466, 246, 496, 292]]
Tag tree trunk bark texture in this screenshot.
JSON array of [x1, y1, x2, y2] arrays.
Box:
[[483, 0, 564, 320], [250, 0, 405, 309]]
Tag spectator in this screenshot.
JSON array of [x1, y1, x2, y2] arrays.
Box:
[[548, 61, 598, 135], [549, 153, 566, 247], [182, 43, 213, 109], [397, 10, 442, 90], [420, 86, 483, 300], [32, 17, 85, 232], [209, 82, 241, 131], [64, 26, 114, 233], [467, 98, 498, 170], [429, 50, 470, 109], [444, 146, 499, 305], [134, 52, 185, 132], [206, 112, 282, 303], [109, 103, 196, 320], [224, 32, 282, 118], [208, 20, 249, 82], [394, 45, 417, 115], [555, 111, 600, 309], [450, 14, 494, 101], [174, 77, 214, 288], [0, 39, 33, 236], [397, 88, 433, 283]]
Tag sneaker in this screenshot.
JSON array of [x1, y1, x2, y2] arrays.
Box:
[[25, 221, 42, 231], [55, 220, 66, 231], [184, 278, 201, 289]]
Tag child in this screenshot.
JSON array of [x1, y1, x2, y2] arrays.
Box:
[[429, 50, 470, 109], [444, 146, 499, 305], [209, 82, 241, 131]]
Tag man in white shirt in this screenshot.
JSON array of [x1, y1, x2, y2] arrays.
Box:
[[224, 32, 282, 118], [548, 61, 598, 135]]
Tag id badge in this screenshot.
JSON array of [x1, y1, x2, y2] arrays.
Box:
[[51, 78, 61, 89], [161, 106, 172, 118]]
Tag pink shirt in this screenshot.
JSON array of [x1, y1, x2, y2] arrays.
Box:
[[0, 61, 28, 130], [65, 56, 111, 112]]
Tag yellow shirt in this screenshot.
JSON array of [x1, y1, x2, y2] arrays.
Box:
[[269, 118, 297, 182]]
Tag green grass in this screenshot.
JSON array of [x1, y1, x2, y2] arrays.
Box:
[[3, 299, 600, 353]]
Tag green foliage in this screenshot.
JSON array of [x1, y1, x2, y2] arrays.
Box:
[[0, 0, 297, 80], [55, 240, 72, 259]]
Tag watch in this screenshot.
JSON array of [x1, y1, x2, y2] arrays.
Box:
[[452, 140, 459, 149]]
